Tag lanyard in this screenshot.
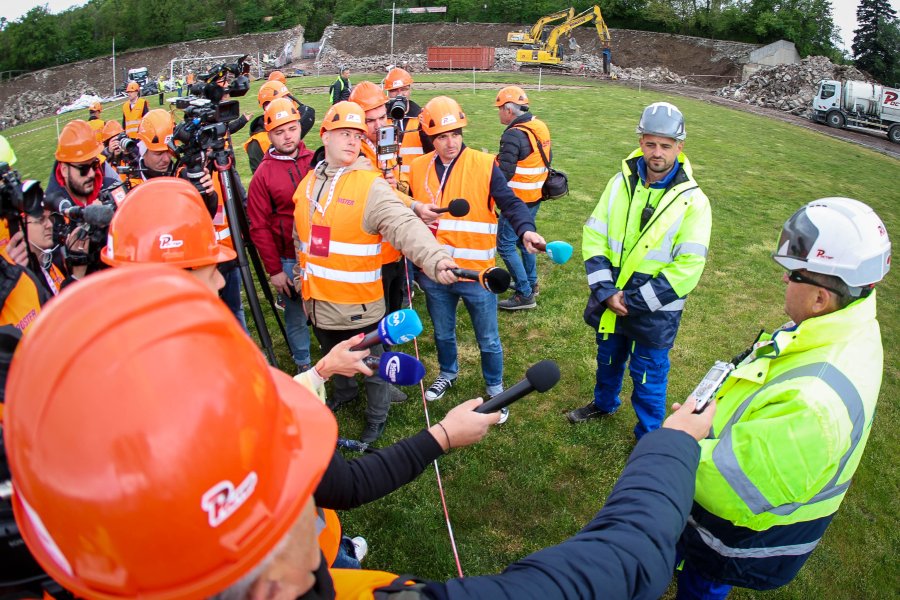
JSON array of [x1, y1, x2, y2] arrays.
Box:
[[306, 167, 346, 219], [425, 153, 454, 206]]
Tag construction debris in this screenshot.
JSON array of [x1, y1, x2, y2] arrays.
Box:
[[716, 55, 871, 116]]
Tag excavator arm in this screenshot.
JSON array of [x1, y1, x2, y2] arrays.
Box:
[[508, 7, 574, 45]]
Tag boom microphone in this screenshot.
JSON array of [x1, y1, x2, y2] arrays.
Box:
[[59, 203, 115, 227], [433, 198, 470, 217], [534, 240, 574, 265], [451, 266, 511, 294], [350, 309, 423, 351], [363, 352, 427, 386], [474, 360, 561, 414]]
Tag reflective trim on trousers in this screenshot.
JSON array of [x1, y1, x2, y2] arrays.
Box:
[[438, 220, 498, 235], [305, 263, 382, 284], [712, 362, 864, 516], [441, 245, 496, 261], [687, 516, 822, 559]]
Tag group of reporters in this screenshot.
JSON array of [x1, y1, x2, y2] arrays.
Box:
[[0, 65, 892, 600]]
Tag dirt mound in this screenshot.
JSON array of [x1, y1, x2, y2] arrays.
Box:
[[716, 55, 871, 116]]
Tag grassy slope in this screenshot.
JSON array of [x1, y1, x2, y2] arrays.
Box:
[[5, 73, 898, 598]]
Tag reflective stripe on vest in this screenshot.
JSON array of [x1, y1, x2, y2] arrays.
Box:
[[294, 168, 385, 304], [688, 516, 822, 559], [397, 116, 423, 174], [509, 119, 551, 202], [408, 148, 496, 271], [712, 362, 865, 517]]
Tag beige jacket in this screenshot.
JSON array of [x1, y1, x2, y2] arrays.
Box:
[[293, 155, 451, 330]]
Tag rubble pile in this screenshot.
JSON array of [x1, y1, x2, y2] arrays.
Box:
[[716, 55, 870, 115], [0, 86, 102, 127]]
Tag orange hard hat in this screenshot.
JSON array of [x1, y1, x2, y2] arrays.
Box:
[[4, 264, 337, 600], [383, 67, 413, 91], [494, 85, 529, 107], [137, 109, 174, 152], [100, 119, 124, 142], [348, 80, 387, 112], [102, 177, 236, 268], [126, 81, 140, 93], [257, 80, 291, 109], [268, 70, 287, 84], [419, 96, 467, 136], [264, 97, 301, 132], [89, 101, 102, 113], [320, 101, 367, 136], [55, 120, 103, 163]]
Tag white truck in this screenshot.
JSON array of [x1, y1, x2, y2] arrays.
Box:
[[811, 79, 900, 144]]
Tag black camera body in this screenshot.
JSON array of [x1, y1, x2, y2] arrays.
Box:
[[0, 163, 42, 222], [386, 96, 409, 121]]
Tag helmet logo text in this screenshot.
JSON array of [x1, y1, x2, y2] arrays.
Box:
[[159, 234, 184, 249], [201, 471, 258, 528]]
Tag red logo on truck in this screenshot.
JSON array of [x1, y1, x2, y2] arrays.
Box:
[[885, 91, 899, 108]]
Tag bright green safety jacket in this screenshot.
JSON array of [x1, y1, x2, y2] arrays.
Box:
[[583, 149, 711, 348], [695, 291, 883, 531]]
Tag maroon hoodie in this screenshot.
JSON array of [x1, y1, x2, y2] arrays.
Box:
[[246, 143, 315, 276]]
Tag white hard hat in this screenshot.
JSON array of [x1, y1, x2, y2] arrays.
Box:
[[636, 102, 686, 141], [773, 197, 891, 295]]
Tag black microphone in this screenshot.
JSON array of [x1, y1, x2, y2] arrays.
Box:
[[475, 360, 561, 414], [59, 202, 115, 227], [433, 198, 469, 217], [450, 266, 511, 294]]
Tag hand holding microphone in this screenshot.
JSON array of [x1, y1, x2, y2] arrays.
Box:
[[350, 309, 423, 351], [450, 266, 511, 294], [363, 352, 427, 385], [433, 198, 470, 217], [475, 360, 561, 414], [533, 240, 574, 264]]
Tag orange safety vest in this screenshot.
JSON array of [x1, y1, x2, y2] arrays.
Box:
[[408, 148, 497, 271], [294, 168, 384, 304], [317, 507, 342, 567], [395, 117, 424, 176], [41, 263, 65, 296], [242, 131, 271, 157], [508, 119, 551, 203], [210, 174, 233, 250], [122, 98, 148, 138], [88, 118, 105, 142], [0, 268, 42, 334], [0, 219, 11, 264], [331, 569, 412, 599], [360, 141, 402, 265]]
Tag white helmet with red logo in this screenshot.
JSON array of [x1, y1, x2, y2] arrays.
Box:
[[773, 197, 891, 295]]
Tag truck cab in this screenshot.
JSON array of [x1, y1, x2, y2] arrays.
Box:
[[812, 80, 840, 118]]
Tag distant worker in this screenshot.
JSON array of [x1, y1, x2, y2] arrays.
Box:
[[86, 101, 104, 141], [157, 73, 166, 105], [677, 198, 890, 600], [567, 102, 711, 441], [329, 66, 352, 104], [268, 69, 286, 84], [244, 81, 315, 174], [175, 74, 184, 97], [382, 67, 432, 176], [494, 85, 551, 311], [121, 81, 148, 139], [185, 70, 195, 86]]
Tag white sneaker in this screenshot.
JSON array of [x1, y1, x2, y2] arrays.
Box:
[[497, 407, 510, 424], [425, 375, 455, 401], [351, 536, 368, 562]]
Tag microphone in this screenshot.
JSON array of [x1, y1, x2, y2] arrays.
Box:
[[433, 198, 470, 217], [363, 352, 427, 386], [450, 266, 511, 294], [59, 202, 115, 227], [475, 360, 561, 414], [350, 309, 423, 351], [534, 240, 574, 265]]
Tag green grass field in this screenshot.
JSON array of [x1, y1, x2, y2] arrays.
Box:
[[5, 72, 899, 598]]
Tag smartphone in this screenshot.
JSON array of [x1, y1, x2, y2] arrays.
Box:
[[691, 361, 734, 413], [377, 126, 398, 162]]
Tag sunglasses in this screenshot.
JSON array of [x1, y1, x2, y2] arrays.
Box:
[[787, 271, 844, 297], [69, 159, 100, 177]]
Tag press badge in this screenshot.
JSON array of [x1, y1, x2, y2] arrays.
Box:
[[310, 224, 331, 257]]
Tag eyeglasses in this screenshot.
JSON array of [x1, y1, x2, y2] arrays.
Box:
[[69, 159, 100, 176], [26, 214, 53, 226], [787, 271, 844, 297]]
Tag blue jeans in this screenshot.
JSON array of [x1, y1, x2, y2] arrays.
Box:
[[593, 332, 670, 439], [676, 563, 733, 600], [280, 257, 312, 367], [220, 262, 248, 332], [332, 536, 361, 569], [418, 275, 503, 394], [497, 203, 540, 297]]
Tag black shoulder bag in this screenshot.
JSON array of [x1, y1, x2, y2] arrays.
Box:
[[514, 126, 569, 200]]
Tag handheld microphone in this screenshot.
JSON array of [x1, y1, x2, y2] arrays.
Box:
[[59, 203, 115, 227], [475, 360, 560, 414], [450, 266, 511, 294], [363, 352, 427, 386], [350, 309, 423, 351], [534, 240, 574, 265], [433, 198, 470, 217]]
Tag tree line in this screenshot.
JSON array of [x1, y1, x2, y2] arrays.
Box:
[[0, 0, 896, 85]]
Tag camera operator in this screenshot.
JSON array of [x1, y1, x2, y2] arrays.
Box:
[[244, 81, 316, 174], [383, 67, 433, 176], [44, 120, 120, 212], [100, 120, 130, 183], [5, 199, 72, 296], [0, 185, 48, 334]]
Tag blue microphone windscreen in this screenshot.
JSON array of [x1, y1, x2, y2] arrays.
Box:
[[546, 241, 573, 264], [382, 309, 423, 345], [379, 352, 426, 385]]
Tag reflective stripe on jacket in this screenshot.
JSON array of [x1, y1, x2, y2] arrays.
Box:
[[583, 149, 711, 348], [396, 116, 423, 174], [407, 147, 497, 271], [680, 292, 883, 587], [508, 118, 550, 203], [122, 98, 148, 138], [295, 168, 384, 304], [360, 141, 402, 265]]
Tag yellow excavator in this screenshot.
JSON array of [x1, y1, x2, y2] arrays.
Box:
[[507, 8, 575, 46], [516, 4, 612, 73]]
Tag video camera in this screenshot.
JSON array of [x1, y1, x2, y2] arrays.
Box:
[[0, 163, 44, 236], [171, 55, 251, 136], [54, 181, 126, 268]]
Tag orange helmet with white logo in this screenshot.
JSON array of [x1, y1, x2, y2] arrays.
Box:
[[102, 177, 236, 268], [264, 97, 300, 132], [4, 264, 337, 600], [137, 109, 175, 152], [257, 80, 291, 109], [320, 101, 367, 136], [55, 120, 103, 163], [348, 81, 386, 112], [419, 96, 467, 136], [383, 68, 413, 92]]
